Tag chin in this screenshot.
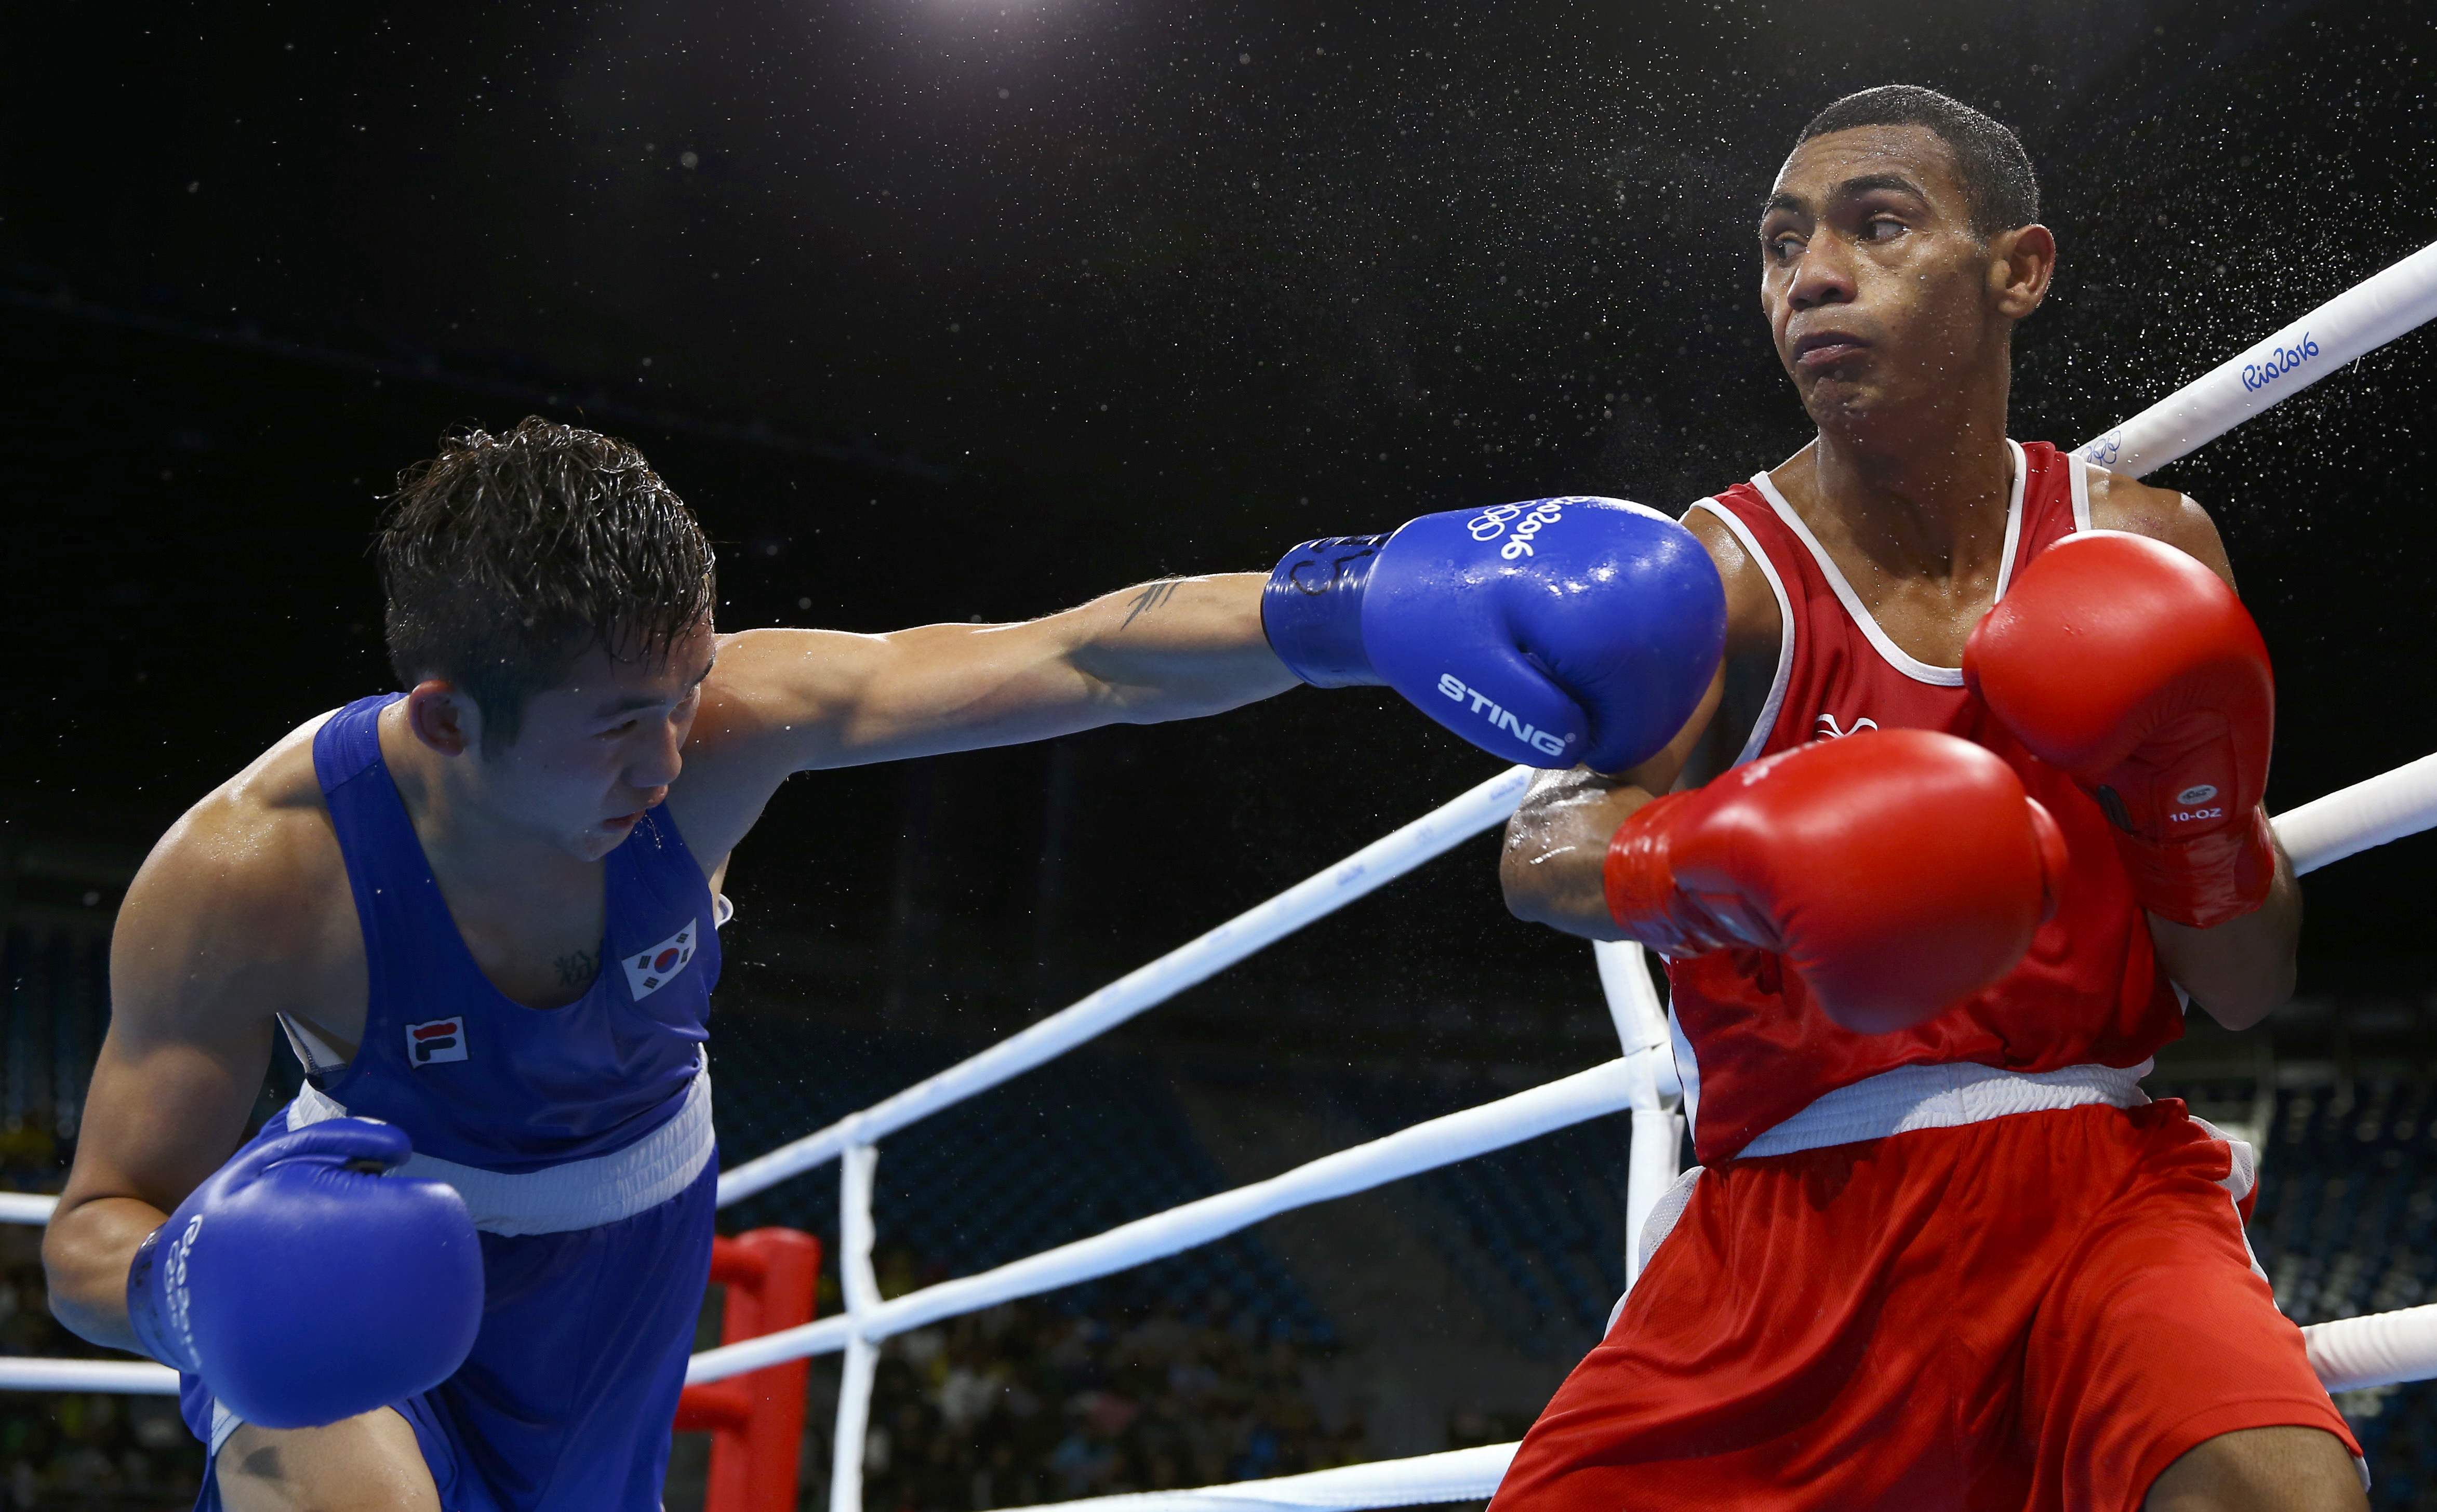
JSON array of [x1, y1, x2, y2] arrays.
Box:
[[566, 825, 629, 861], [1806, 382, 1891, 433]]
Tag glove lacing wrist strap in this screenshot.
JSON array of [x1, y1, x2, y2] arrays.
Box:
[[125, 1218, 205, 1373]]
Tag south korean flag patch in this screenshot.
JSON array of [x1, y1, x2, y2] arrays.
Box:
[[622, 920, 700, 1001]]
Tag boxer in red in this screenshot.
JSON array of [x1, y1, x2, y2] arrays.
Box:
[[1494, 86, 2364, 1511]]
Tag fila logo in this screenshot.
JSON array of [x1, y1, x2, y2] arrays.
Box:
[[406, 1016, 469, 1066], [1815, 714, 1880, 739], [622, 920, 700, 1001]]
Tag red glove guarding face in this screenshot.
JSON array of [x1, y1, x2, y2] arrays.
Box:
[[1963, 530, 2275, 929], [1603, 728, 2069, 1035]]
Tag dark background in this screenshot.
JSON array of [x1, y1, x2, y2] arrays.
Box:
[[7, 0, 2435, 1033], [5, 0, 2437, 1507]]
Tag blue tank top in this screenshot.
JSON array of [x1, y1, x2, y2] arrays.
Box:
[[302, 693, 716, 1173]]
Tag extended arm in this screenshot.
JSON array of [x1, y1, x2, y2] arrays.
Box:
[[709, 571, 1291, 775], [676, 502, 1729, 867], [667, 573, 1292, 859]]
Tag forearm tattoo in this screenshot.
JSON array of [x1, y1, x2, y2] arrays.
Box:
[[1119, 578, 1182, 631]]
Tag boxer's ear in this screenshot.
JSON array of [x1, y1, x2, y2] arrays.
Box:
[[1990, 223, 2055, 321], [405, 679, 479, 758]]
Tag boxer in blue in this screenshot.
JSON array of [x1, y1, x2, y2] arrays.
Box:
[[42, 417, 1724, 1511]]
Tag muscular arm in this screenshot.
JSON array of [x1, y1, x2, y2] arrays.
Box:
[[1499, 510, 1767, 938], [671, 573, 1297, 861], [2090, 473, 2300, 1030], [41, 793, 315, 1351]]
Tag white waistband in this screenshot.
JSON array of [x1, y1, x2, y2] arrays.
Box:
[[1735, 1058, 2153, 1160], [288, 1056, 715, 1236]]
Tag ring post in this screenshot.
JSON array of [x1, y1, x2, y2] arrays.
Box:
[[829, 1144, 883, 1512], [1593, 940, 1683, 1290], [674, 1229, 822, 1512]]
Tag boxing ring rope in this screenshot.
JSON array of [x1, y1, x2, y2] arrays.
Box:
[[4, 239, 2437, 1512], [712, 765, 1539, 1209], [2076, 239, 2437, 478]]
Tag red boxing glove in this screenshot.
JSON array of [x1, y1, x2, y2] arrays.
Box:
[[1963, 531, 2275, 929], [1603, 728, 2069, 1034]]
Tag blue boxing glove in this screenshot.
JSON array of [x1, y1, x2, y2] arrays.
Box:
[[1262, 498, 1726, 772], [127, 1117, 483, 1430]]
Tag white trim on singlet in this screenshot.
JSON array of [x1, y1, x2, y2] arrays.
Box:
[[1737, 1056, 2151, 1159], [287, 1054, 715, 1237], [1685, 497, 1796, 770], [1668, 1002, 1702, 1135], [275, 1013, 349, 1085], [1631, 1059, 2156, 1274], [2070, 452, 2096, 533], [1746, 438, 2030, 689]]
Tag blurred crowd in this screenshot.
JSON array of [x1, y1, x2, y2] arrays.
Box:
[[853, 1257, 1367, 1512], [5, 1222, 1378, 1512], [1, 1227, 206, 1512]]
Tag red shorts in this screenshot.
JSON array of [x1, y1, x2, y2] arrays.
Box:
[[1489, 1101, 2357, 1512]]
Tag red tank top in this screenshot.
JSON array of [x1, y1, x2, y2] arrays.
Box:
[[1671, 440, 2183, 1162]]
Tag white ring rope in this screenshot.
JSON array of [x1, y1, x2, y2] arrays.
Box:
[[2078, 240, 2437, 478], [686, 1061, 1641, 1385], [2277, 752, 2437, 877], [7, 240, 2437, 1512], [712, 765, 1537, 1208], [1017, 1443, 1524, 1512], [0, 1193, 56, 1225], [2308, 1305, 2437, 1394]]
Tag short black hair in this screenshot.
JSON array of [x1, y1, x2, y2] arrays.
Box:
[[1793, 85, 2039, 237], [377, 417, 717, 751]]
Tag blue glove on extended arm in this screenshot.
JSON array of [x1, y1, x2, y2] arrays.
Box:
[[1261, 498, 1726, 772], [127, 1116, 484, 1430]]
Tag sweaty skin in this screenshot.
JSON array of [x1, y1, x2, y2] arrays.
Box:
[[43, 573, 1292, 1510], [1498, 122, 2349, 1512]]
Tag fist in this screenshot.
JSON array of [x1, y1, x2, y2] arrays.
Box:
[[128, 1117, 484, 1429], [1263, 498, 1726, 773], [1964, 530, 2275, 928], [1604, 728, 2070, 1034]]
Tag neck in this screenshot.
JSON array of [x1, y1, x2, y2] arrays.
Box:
[[379, 704, 597, 891], [1802, 366, 2014, 581]]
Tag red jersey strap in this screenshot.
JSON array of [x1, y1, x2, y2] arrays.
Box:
[[1687, 439, 2093, 767]]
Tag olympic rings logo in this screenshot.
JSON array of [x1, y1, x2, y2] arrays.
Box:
[[2241, 331, 2320, 393], [1467, 498, 1574, 559], [164, 1214, 203, 1358]]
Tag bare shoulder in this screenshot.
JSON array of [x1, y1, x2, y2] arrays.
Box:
[[113, 713, 357, 1039], [689, 627, 883, 758], [1681, 502, 1786, 659], [2084, 467, 2238, 590], [665, 627, 889, 870]]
